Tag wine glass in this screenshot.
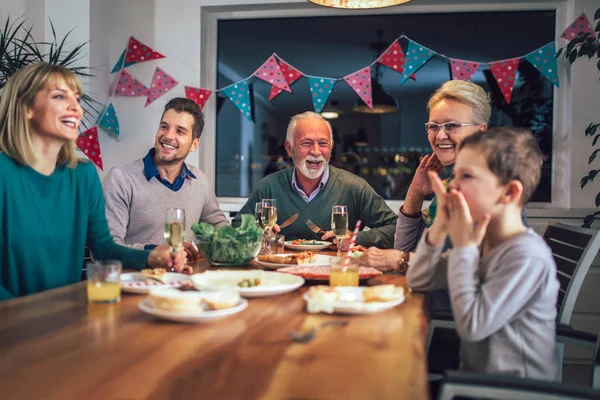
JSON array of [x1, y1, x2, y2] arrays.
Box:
[[331, 205, 348, 256], [165, 208, 185, 255], [261, 199, 277, 254], [254, 202, 264, 228]]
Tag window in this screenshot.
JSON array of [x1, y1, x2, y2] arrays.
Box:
[[215, 9, 555, 202]]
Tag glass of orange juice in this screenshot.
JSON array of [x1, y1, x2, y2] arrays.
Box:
[[86, 261, 122, 303], [329, 256, 359, 287]]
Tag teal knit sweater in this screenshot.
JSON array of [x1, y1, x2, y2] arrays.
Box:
[[0, 154, 149, 301], [232, 166, 398, 248]]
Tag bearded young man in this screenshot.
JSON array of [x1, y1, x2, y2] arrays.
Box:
[[232, 111, 397, 249], [103, 98, 229, 258]]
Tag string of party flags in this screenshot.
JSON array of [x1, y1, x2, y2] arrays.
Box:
[[76, 12, 597, 169]]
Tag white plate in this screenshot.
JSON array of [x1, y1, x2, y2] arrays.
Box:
[[190, 270, 305, 298], [120, 272, 191, 294], [284, 240, 332, 251], [303, 286, 405, 315], [138, 296, 248, 323], [254, 254, 334, 269]]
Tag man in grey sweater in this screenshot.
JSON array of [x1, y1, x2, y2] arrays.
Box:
[[103, 98, 229, 257]]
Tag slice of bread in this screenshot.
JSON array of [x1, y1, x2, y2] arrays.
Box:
[[201, 291, 241, 310], [149, 288, 203, 312], [362, 285, 404, 303], [308, 285, 339, 304]]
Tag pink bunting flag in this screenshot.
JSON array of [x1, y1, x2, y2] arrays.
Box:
[[253, 55, 291, 93], [269, 59, 303, 101], [145, 67, 179, 107], [377, 39, 407, 74], [124, 37, 166, 64], [561, 13, 595, 41], [488, 58, 521, 104], [113, 69, 149, 97], [184, 86, 213, 110], [343, 67, 373, 110], [448, 58, 481, 81], [76, 126, 103, 170]]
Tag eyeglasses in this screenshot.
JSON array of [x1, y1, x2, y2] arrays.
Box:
[[425, 122, 478, 135]]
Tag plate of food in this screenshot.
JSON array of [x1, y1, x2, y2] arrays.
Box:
[[121, 269, 192, 294], [348, 245, 367, 258], [284, 239, 332, 251], [138, 288, 247, 323], [190, 270, 305, 298], [303, 285, 405, 315], [254, 251, 330, 269], [277, 265, 382, 281]]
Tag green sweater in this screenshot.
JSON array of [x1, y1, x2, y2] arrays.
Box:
[[232, 166, 398, 248], [0, 154, 149, 301]]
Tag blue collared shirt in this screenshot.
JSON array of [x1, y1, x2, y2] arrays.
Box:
[[291, 166, 329, 202], [143, 149, 196, 192]]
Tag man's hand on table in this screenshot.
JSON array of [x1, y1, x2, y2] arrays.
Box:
[[183, 242, 200, 262], [359, 248, 406, 272], [147, 243, 193, 274], [321, 229, 352, 251]]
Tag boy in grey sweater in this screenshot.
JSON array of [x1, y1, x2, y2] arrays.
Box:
[[407, 126, 559, 379]]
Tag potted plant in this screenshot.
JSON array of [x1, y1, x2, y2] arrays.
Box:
[[557, 8, 600, 228]]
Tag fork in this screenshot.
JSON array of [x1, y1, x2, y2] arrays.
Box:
[[288, 320, 349, 343], [306, 219, 326, 234]]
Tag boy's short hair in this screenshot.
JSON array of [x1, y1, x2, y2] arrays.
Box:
[[459, 126, 543, 205], [161, 97, 204, 139]]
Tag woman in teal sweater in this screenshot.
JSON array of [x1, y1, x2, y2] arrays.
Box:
[[0, 63, 185, 301]]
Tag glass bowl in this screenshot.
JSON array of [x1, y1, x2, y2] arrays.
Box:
[[196, 238, 262, 267]]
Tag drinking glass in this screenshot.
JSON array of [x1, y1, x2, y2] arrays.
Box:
[[273, 234, 285, 254], [261, 199, 277, 254], [331, 205, 348, 256], [165, 208, 185, 253], [87, 261, 122, 303], [329, 256, 359, 287], [254, 202, 264, 228]]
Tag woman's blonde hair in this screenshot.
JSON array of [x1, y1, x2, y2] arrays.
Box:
[[427, 80, 491, 125], [0, 62, 83, 168]]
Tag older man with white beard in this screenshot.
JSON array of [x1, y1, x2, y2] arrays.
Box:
[[232, 111, 398, 249]]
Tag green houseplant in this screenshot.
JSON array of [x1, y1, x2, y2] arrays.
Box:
[[557, 8, 600, 228], [0, 16, 101, 127]]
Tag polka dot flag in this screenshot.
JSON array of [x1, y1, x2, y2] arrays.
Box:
[[145, 67, 179, 107], [377, 39, 406, 74], [221, 80, 253, 122], [76, 126, 103, 170], [448, 58, 481, 81], [111, 49, 136, 74], [561, 13, 594, 41], [400, 39, 435, 85], [488, 57, 521, 104], [343, 67, 373, 110], [124, 36, 165, 65], [253, 55, 291, 94], [184, 86, 213, 110], [98, 103, 120, 139], [113, 69, 149, 97], [524, 42, 559, 88], [269, 58, 303, 101], [307, 77, 337, 113]]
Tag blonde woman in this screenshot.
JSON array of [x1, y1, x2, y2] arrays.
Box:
[[0, 62, 185, 301]]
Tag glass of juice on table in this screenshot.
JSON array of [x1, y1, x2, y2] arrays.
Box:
[[87, 261, 122, 303], [329, 256, 359, 287]]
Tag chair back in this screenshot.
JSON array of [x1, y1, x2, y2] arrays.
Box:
[[542, 222, 600, 324]]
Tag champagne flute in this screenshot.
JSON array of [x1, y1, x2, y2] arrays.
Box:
[[254, 202, 264, 229], [165, 208, 185, 255], [331, 205, 348, 256], [261, 199, 277, 254]]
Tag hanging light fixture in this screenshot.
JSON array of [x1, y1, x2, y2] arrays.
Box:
[[308, 0, 411, 9]]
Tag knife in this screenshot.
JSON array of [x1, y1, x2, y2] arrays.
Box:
[[279, 213, 299, 229]]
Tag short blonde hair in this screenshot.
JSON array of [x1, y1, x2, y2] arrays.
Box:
[[427, 80, 491, 125], [0, 62, 83, 168], [286, 111, 333, 144]]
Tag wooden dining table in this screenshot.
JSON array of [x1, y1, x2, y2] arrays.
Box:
[[0, 253, 429, 400]]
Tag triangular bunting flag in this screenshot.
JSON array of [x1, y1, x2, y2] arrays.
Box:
[[488, 58, 521, 104], [448, 58, 480, 81], [524, 42, 559, 88], [124, 36, 166, 65], [269, 59, 303, 101], [377, 40, 407, 74], [343, 67, 373, 110], [77, 126, 103, 170], [98, 103, 120, 139], [308, 77, 337, 113], [145, 67, 179, 107], [184, 86, 212, 110], [221, 80, 253, 122], [111, 49, 136, 73], [401, 40, 435, 84], [253, 55, 291, 93], [561, 13, 595, 40], [113, 69, 149, 97]]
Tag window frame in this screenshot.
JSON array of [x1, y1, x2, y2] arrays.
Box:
[[199, 0, 571, 211]]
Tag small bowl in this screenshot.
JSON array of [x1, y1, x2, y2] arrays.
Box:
[[196, 238, 262, 267]]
